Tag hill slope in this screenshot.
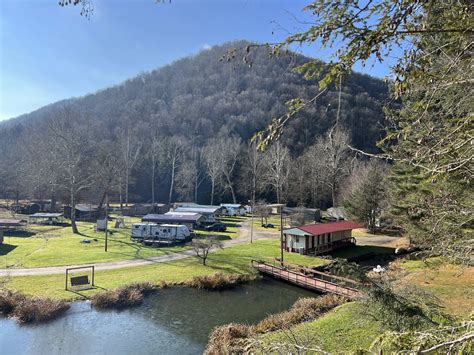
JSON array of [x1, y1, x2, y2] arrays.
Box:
[[0, 40, 389, 204], [2, 41, 388, 154]]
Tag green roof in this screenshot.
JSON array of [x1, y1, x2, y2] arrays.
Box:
[[283, 228, 309, 237]]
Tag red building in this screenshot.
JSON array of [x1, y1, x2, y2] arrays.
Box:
[[283, 221, 361, 255]]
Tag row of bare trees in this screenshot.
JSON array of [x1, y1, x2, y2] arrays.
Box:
[[0, 104, 386, 234]]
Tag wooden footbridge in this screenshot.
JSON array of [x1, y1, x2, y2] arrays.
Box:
[[251, 260, 362, 299]]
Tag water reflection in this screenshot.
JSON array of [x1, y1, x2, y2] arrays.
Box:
[[0, 278, 315, 355]]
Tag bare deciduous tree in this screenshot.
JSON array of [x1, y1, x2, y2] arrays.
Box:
[[41, 106, 100, 234], [189, 236, 223, 266], [262, 142, 291, 203]]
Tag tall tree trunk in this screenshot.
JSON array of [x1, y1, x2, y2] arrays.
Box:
[[226, 175, 236, 203], [168, 158, 176, 204], [194, 171, 198, 203], [151, 155, 156, 205], [125, 170, 129, 206], [70, 190, 79, 234], [210, 179, 215, 205], [50, 186, 56, 212]]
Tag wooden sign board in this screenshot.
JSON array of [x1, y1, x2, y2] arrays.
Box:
[[70, 275, 90, 287]]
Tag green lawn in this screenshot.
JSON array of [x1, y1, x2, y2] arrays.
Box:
[[1, 238, 327, 299], [261, 302, 381, 352], [0, 217, 247, 268], [251, 215, 285, 232]]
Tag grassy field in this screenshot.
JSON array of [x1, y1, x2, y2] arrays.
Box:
[[396, 258, 474, 316], [262, 302, 381, 352], [1, 238, 327, 299], [0, 216, 245, 268]]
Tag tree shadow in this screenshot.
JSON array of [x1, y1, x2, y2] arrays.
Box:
[[324, 245, 395, 260], [4, 231, 37, 237], [0, 244, 17, 255]]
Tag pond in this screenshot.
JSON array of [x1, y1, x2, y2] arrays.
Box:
[[0, 278, 315, 355]]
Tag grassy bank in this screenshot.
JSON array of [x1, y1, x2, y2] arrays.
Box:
[[1, 239, 327, 299], [205, 294, 348, 354], [260, 301, 381, 352]]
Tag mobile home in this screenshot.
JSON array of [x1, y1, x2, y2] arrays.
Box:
[[221, 204, 246, 216], [131, 223, 191, 244]]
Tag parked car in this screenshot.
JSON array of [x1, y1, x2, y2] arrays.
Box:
[[205, 223, 227, 232], [262, 223, 274, 228]]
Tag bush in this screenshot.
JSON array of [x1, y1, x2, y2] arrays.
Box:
[[90, 282, 157, 309], [0, 290, 69, 324], [13, 298, 70, 324], [205, 323, 253, 354], [185, 273, 257, 291]]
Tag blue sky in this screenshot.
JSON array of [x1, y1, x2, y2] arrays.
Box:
[[0, 0, 394, 121]]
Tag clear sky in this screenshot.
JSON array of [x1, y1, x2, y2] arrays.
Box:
[[0, 0, 394, 121]]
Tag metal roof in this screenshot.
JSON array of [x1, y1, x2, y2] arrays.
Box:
[[175, 207, 220, 214], [221, 204, 244, 208], [29, 213, 63, 218], [283, 228, 310, 237], [0, 219, 27, 226], [296, 221, 361, 236], [142, 213, 203, 223]]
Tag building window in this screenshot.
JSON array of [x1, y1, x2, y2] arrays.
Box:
[[295, 236, 299, 243]]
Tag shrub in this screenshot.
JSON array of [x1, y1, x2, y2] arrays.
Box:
[[12, 298, 70, 324], [205, 323, 253, 354], [90, 282, 157, 309], [0, 290, 69, 324], [185, 273, 257, 291]]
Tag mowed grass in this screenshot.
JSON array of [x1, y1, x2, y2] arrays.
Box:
[[1, 239, 327, 299], [0, 221, 189, 268], [397, 259, 474, 317], [262, 302, 381, 352], [252, 215, 284, 232], [194, 216, 246, 240]]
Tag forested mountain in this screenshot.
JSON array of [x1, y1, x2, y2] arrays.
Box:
[[0, 40, 389, 207]]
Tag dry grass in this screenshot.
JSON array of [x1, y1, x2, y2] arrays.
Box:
[[0, 289, 69, 324], [90, 282, 156, 309], [205, 294, 346, 354], [185, 272, 258, 291], [253, 295, 346, 333]]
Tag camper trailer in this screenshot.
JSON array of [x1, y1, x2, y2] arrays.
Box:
[[131, 223, 191, 245]]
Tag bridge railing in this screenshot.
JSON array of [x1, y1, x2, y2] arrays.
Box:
[[251, 260, 361, 298]]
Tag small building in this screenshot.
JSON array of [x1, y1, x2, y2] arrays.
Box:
[[63, 204, 102, 221], [267, 203, 285, 215], [28, 213, 64, 225], [131, 223, 191, 245], [122, 203, 169, 216], [221, 203, 246, 217], [283, 221, 361, 255], [174, 206, 221, 224], [142, 212, 205, 230]]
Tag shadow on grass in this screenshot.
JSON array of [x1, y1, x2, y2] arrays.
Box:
[[5, 231, 37, 238], [0, 244, 17, 255], [325, 245, 395, 260]]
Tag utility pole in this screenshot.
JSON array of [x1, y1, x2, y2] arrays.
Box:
[[249, 199, 254, 243], [104, 193, 108, 252], [280, 205, 284, 264]]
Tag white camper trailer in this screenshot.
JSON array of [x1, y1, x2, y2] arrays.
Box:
[[131, 223, 191, 245]]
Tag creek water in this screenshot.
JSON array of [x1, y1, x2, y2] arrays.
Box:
[[0, 278, 315, 355]]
